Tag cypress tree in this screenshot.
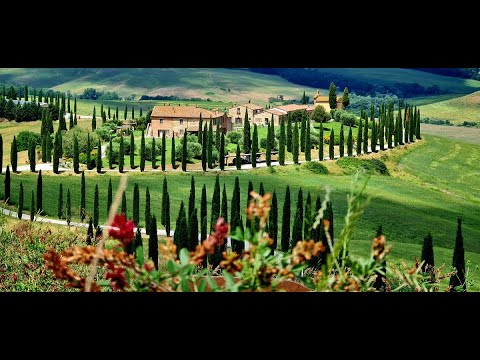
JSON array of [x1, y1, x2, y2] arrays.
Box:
[[24, 85, 28, 101], [356, 118, 363, 156], [108, 137, 113, 169], [281, 185, 291, 252], [409, 107, 416, 142], [279, 117, 286, 165], [221, 183, 228, 224], [245, 180, 254, 231], [342, 87, 350, 108], [416, 109, 421, 140], [129, 131, 135, 169], [148, 215, 159, 270], [259, 182, 265, 196], [151, 136, 157, 169], [297, 187, 303, 240], [379, 117, 385, 151], [66, 188, 71, 225], [328, 82, 337, 110], [235, 143, 241, 170], [108, 106, 111, 120], [161, 177, 168, 226], [305, 118, 311, 161], [0, 134, 3, 173], [10, 135, 17, 173], [319, 121, 324, 161], [59, 111, 67, 131], [161, 134, 166, 171], [201, 123, 207, 171], [145, 186, 151, 235], [291, 210, 302, 250], [207, 120, 213, 169], [215, 119, 221, 152], [119, 136, 124, 173], [292, 122, 299, 164], [115, 106, 118, 120], [93, 184, 99, 226], [173, 201, 188, 255], [450, 218, 466, 292], [339, 124, 345, 158], [363, 112, 369, 154], [243, 110, 251, 153], [41, 135, 46, 163], [165, 193, 171, 237], [96, 138, 102, 173], [269, 115, 275, 150], [181, 130, 187, 172], [121, 190, 127, 217], [86, 133, 92, 170], [18, 182, 24, 220], [210, 174, 221, 232], [329, 129, 335, 160], [300, 116, 306, 153], [4, 165, 10, 203], [131, 106, 135, 120], [86, 218, 93, 245], [198, 113, 203, 144], [188, 175, 195, 219], [74, 113, 77, 126], [107, 178, 113, 217], [252, 124, 258, 168], [347, 126, 353, 157], [57, 183, 63, 219], [80, 171, 86, 222], [393, 113, 399, 147], [266, 123, 272, 166], [301, 90, 306, 105], [53, 132, 60, 174], [421, 232, 435, 273], [133, 228, 142, 259], [200, 184, 207, 243], [47, 111, 54, 134], [269, 190, 278, 251], [171, 134, 176, 169], [124, 105, 128, 121], [286, 115, 292, 153], [133, 183, 140, 227], [69, 112, 74, 129], [73, 136, 80, 173], [304, 191, 312, 239], [219, 132, 225, 170], [188, 208, 199, 251], [30, 190, 35, 222], [140, 130, 146, 172], [29, 139, 36, 172]]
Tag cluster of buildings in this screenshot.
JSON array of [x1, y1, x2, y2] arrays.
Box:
[[146, 90, 342, 139]]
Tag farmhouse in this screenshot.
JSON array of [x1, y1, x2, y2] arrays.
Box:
[[253, 104, 314, 127], [227, 103, 264, 129], [147, 105, 231, 138], [313, 90, 342, 111]]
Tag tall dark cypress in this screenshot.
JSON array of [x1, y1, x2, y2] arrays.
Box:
[[329, 129, 335, 160], [188, 176, 195, 219], [243, 110, 251, 153], [188, 208, 199, 251], [252, 124, 258, 168], [121, 191, 127, 218], [286, 115, 292, 153], [356, 118, 363, 156], [291, 210, 302, 250], [18, 182, 24, 219], [235, 143, 241, 170], [30, 190, 35, 222], [107, 178, 113, 217], [119, 136, 124, 173], [269, 190, 278, 252], [140, 130, 146, 172], [165, 193, 171, 237], [133, 183, 140, 227], [339, 124, 345, 158], [215, 119, 221, 152], [198, 113, 203, 144], [91, 106, 96, 130], [266, 123, 272, 166], [201, 123, 207, 171], [80, 171, 86, 222], [221, 183, 228, 224], [245, 180, 254, 231], [145, 186, 151, 235], [421, 232, 435, 273], [151, 136, 157, 169], [36, 170, 42, 214], [416, 109, 421, 140], [371, 118, 378, 152], [173, 201, 188, 255], [281, 185, 291, 252], [41, 134, 46, 163], [124, 105, 128, 121], [10, 135, 17, 173], [259, 182, 265, 196], [279, 117, 286, 165], [46, 133, 52, 162], [292, 122, 299, 164], [53, 132, 60, 174], [73, 136, 80, 173], [304, 191, 312, 239], [148, 215, 159, 270], [347, 126, 353, 157], [200, 184, 207, 243], [93, 184, 99, 226], [219, 132, 225, 171], [96, 139, 102, 173], [86, 133, 92, 170], [450, 218, 466, 292], [108, 137, 113, 169], [319, 121, 324, 161], [4, 165, 10, 203], [171, 134, 176, 169], [69, 112, 74, 129], [181, 130, 188, 172], [305, 117, 311, 161], [207, 120, 213, 169], [300, 115, 306, 153], [57, 183, 63, 219], [161, 177, 168, 226], [210, 174, 221, 232], [66, 188, 71, 224], [297, 187, 303, 240], [129, 131, 135, 169], [379, 117, 385, 151], [161, 134, 166, 171]]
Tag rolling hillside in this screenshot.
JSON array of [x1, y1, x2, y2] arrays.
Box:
[[0, 68, 319, 104], [418, 91, 480, 124]]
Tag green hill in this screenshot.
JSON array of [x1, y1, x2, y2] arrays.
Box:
[[0, 68, 319, 104], [417, 91, 480, 124]]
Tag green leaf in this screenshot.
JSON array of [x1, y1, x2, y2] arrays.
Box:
[[180, 277, 191, 292], [179, 248, 190, 266], [229, 227, 245, 241], [222, 270, 235, 288], [167, 259, 177, 273], [135, 245, 144, 266], [198, 279, 207, 292]]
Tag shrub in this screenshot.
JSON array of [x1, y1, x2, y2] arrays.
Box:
[[341, 112, 357, 127], [63, 128, 99, 158], [114, 136, 134, 155], [301, 161, 329, 174], [16, 131, 41, 151], [95, 124, 115, 141], [145, 139, 162, 161], [337, 158, 389, 175], [310, 105, 332, 123], [175, 141, 202, 162], [226, 131, 242, 144], [260, 137, 279, 150]]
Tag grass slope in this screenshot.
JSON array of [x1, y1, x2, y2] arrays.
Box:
[[418, 91, 480, 124]]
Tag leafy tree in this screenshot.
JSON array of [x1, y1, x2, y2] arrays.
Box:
[[145, 186, 151, 235], [119, 136, 124, 173], [342, 87, 350, 108], [450, 218, 466, 292], [140, 130, 146, 172], [93, 184, 99, 226], [36, 170, 42, 214], [421, 232, 434, 273], [148, 215, 159, 270], [279, 117, 286, 165], [58, 183, 63, 219], [133, 183, 140, 227], [130, 131, 135, 169], [107, 178, 113, 217], [292, 122, 299, 164], [96, 138, 102, 173], [4, 165, 10, 203], [18, 182, 24, 219], [235, 144, 241, 170], [329, 82, 337, 111], [252, 124, 258, 168], [311, 105, 331, 124], [329, 129, 335, 160], [281, 185, 291, 252], [10, 135, 17, 173]]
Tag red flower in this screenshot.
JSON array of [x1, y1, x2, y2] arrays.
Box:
[[109, 214, 135, 245], [202, 217, 229, 255], [106, 263, 127, 291]]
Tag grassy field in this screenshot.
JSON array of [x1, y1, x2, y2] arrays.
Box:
[[420, 124, 480, 145], [418, 91, 480, 124], [0, 68, 319, 104]]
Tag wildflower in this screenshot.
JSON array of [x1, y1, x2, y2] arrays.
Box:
[[372, 235, 390, 261], [190, 245, 206, 265], [144, 263, 155, 272], [292, 240, 326, 265], [220, 252, 243, 274], [202, 217, 229, 255], [106, 263, 128, 291], [159, 239, 177, 261], [109, 214, 135, 245]]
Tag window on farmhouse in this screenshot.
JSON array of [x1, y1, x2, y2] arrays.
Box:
[[159, 118, 164, 124], [237, 108, 240, 115], [179, 119, 184, 125]]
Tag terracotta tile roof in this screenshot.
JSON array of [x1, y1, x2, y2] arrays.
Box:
[[229, 103, 263, 111], [152, 106, 223, 119], [275, 104, 314, 112], [265, 108, 285, 116], [314, 96, 343, 102]]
